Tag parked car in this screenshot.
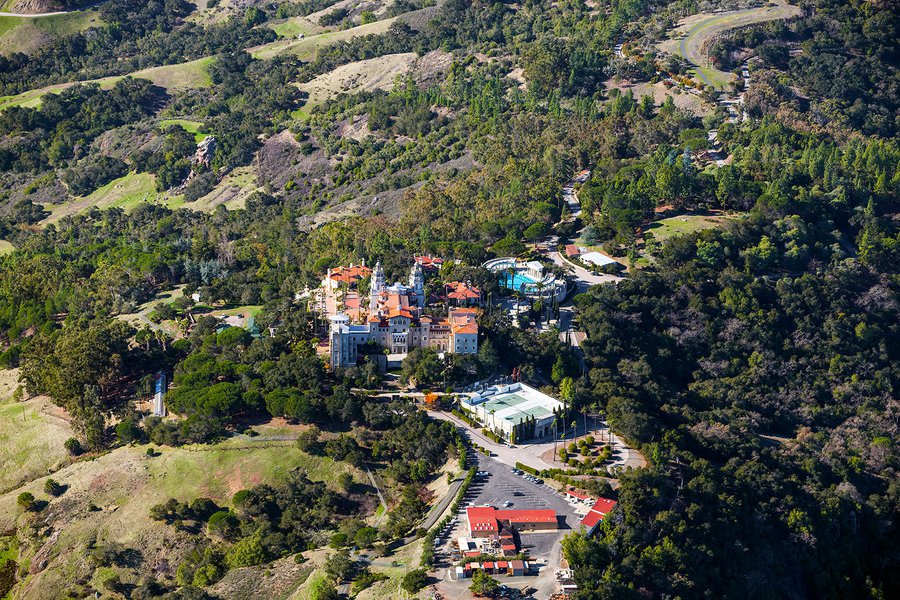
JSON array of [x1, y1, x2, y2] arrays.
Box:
[[503, 501, 513, 507]]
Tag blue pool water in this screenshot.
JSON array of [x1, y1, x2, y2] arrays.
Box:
[[500, 272, 538, 290]]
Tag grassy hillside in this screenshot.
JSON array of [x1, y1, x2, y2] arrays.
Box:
[[0, 56, 213, 111], [0, 370, 74, 493], [296, 52, 419, 111], [0, 434, 357, 599], [43, 172, 171, 224], [0, 9, 101, 56]]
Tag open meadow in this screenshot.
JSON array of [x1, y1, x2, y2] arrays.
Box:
[[0, 427, 360, 599]]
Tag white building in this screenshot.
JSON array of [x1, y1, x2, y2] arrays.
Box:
[[580, 251, 620, 269], [461, 382, 565, 441]]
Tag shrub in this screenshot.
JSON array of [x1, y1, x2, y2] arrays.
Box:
[[226, 529, 268, 568], [207, 510, 239, 540], [16, 492, 35, 510], [351, 569, 387, 594], [401, 568, 428, 593], [516, 462, 539, 475], [64, 438, 82, 456], [309, 579, 339, 600], [116, 417, 142, 443], [44, 479, 65, 497]]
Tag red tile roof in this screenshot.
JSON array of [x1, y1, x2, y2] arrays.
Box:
[[445, 281, 482, 301], [499, 509, 558, 524], [415, 255, 444, 270], [387, 308, 414, 320], [466, 507, 558, 534], [452, 322, 479, 335], [328, 265, 372, 284], [579, 498, 617, 533], [566, 488, 591, 500], [579, 510, 604, 530], [565, 244, 581, 257], [591, 498, 618, 515], [467, 507, 499, 533]]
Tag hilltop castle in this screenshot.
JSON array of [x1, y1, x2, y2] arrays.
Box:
[[325, 261, 479, 369]]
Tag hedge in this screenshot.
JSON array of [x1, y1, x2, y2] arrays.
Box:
[[516, 462, 539, 475]]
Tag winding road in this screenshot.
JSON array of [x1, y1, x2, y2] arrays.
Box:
[[669, 0, 802, 89], [0, 1, 103, 18]]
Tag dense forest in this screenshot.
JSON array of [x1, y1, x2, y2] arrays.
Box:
[[566, 129, 899, 596], [0, 0, 896, 597]]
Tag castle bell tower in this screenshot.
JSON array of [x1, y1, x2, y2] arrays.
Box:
[[409, 262, 425, 308], [370, 261, 385, 312]]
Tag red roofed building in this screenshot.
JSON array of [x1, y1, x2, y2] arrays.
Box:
[[445, 281, 483, 307], [565, 488, 591, 501], [328, 262, 479, 367], [578, 498, 617, 536], [591, 497, 618, 515], [466, 507, 558, 537], [323, 264, 372, 289], [415, 255, 444, 271], [564, 244, 581, 258]]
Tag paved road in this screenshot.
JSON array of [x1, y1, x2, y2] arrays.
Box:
[[675, 0, 800, 89], [427, 410, 645, 473], [419, 475, 465, 532], [366, 466, 389, 527], [548, 250, 621, 291], [0, 0, 103, 17]]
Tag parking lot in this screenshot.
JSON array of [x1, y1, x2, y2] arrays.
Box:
[[430, 451, 586, 599]]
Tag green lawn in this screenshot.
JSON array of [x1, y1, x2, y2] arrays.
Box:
[[271, 16, 324, 39], [159, 118, 208, 142], [43, 172, 171, 224], [0, 389, 73, 493], [644, 213, 742, 242]]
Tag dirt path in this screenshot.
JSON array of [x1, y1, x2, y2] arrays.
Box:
[[0, 0, 103, 17]]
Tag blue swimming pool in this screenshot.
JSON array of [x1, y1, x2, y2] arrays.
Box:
[[500, 272, 538, 290]]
